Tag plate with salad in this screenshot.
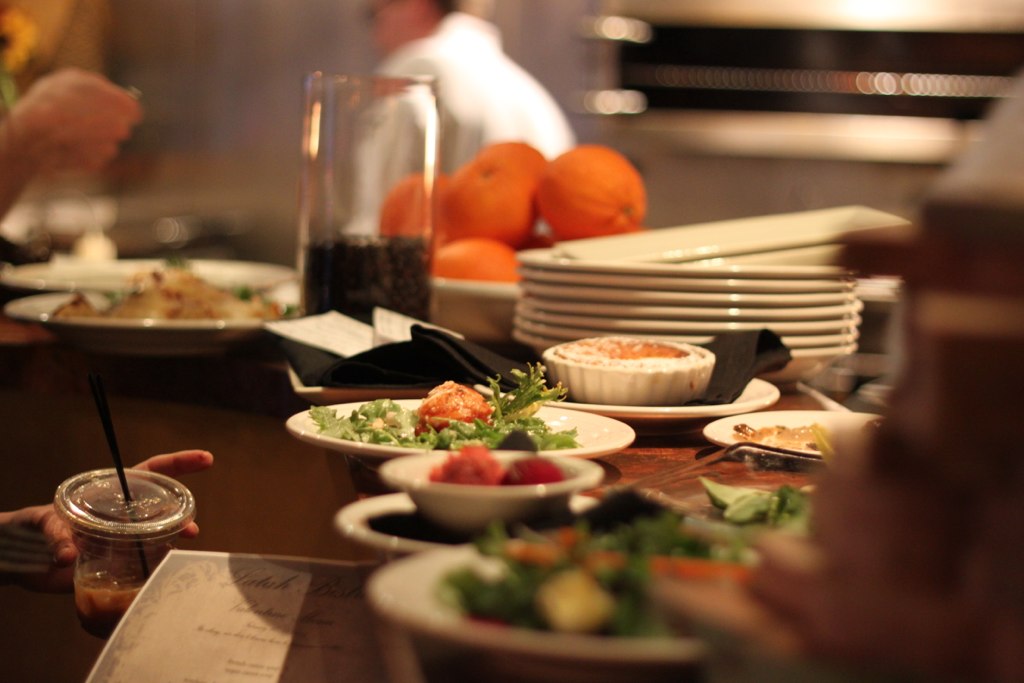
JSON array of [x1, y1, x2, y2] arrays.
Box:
[[287, 401, 635, 460], [284, 366, 636, 460]]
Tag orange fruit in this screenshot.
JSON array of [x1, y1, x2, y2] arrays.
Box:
[[438, 141, 547, 249], [379, 172, 448, 238], [536, 144, 647, 241], [432, 237, 521, 282]]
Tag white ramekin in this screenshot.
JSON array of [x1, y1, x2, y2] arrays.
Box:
[[542, 336, 716, 406]]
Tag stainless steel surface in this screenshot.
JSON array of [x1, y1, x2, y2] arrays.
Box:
[[601, 0, 1024, 31]]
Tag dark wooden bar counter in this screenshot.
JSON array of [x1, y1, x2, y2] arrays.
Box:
[[0, 308, 829, 682]]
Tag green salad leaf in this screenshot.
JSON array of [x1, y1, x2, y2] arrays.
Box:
[[310, 364, 579, 450]]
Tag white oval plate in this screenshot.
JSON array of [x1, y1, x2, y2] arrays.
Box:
[[0, 258, 296, 293], [3, 292, 271, 356], [521, 281, 855, 307], [285, 400, 636, 461], [511, 327, 858, 355], [514, 313, 860, 340], [335, 492, 598, 556], [519, 296, 863, 322], [703, 409, 883, 455], [367, 545, 707, 666], [555, 378, 780, 424], [531, 206, 907, 267], [520, 265, 852, 294]]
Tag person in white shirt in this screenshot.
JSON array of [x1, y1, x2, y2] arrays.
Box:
[[369, 0, 576, 170]]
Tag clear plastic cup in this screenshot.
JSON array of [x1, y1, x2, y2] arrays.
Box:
[[54, 468, 195, 638]]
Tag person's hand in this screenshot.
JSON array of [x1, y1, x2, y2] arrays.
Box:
[[4, 67, 143, 175], [0, 449, 212, 593]]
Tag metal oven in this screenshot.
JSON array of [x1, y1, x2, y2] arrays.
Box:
[[585, 0, 1024, 165]]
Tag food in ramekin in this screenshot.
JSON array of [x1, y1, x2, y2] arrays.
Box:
[[542, 336, 715, 406]]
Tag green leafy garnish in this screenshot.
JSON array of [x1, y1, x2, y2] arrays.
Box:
[[310, 365, 578, 450], [701, 479, 811, 533], [487, 365, 567, 422]]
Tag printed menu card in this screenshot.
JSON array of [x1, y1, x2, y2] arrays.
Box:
[[87, 550, 389, 682]]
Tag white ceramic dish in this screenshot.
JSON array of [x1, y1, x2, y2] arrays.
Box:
[[519, 266, 852, 294], [511, 327, 858, 357], [377, 451, 605, 534], [703, 409, 883, 455], [334, 492, 598, 556], [541, 337, 716, 407], [0, 258, 296, 293], [519, 296, 863, 322], [366, 546, 707, 668], [431, 277, 518, 343], [3, 292, 274, 356], [285, 400, 637, 461], [520, 281, 855, 307], [554, 378, 781, 427], [547, 205, 907, 264], [515, 307, 861, 336]]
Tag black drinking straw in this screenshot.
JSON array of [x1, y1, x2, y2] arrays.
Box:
[[87, 372, 150, 578]]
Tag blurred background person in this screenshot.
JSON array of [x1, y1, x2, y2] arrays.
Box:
[[0, 68, 142, 219], [370, 0, 576, 170], [0, 68, 141, 263], [0, 1, 140, 263]]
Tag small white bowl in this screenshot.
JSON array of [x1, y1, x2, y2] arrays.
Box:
[[378, 451, 605, 535], [542, 336, 716, 406]]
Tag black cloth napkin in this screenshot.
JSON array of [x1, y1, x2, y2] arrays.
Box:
[[282, 325, 790, 404], [690, 328, 792, 405], [282, 325, 533, 392]]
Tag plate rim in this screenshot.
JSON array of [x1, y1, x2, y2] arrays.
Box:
[[366, 544, 708, 664], [554, 377, 781, 420], [335, 492, 599, 556], [3, 292, 268, 331], [0, 258, 296, 293], [518, 297, 863, 321], [285, 399, 637, 460], [514, 309, 862, 335], [520, 281, 855, 306]]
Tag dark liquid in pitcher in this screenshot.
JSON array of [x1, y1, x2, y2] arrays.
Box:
[[303, 236, 431, 321]]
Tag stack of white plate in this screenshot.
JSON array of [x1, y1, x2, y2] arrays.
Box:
[[512, 206, 907, 384]]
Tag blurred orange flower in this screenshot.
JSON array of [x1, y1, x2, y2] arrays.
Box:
[[0, 5, 38, 107]]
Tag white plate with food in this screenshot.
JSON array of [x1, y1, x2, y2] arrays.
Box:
[[520, 281, 856, 307], [702, 409, 883, 456], [367, 545, 707, 669], [286, 399, 636, 461], [4, 292, 273, 355], [3, 286, 289, 356], [0, 258, 296, 293], [335, 492, 598, 556]]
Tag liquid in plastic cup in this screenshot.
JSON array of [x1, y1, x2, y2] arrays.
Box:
[[54, 468, 196, 638]]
